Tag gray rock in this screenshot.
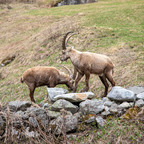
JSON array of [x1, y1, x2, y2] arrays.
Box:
[[43, 103, 49, 109], [102, 97, 110, 102], [8, 101, 31, 112], [101, 111, 111, 117], [26, 107, 49, 129], [46, 110, 61, 119], [49, 115, 78, 135], [0, 130, 5, 137], [66, 134, 77, 140], [85, 116, 95, 124], [96, 116, 105, 127], [51, 99, 78, 114], [29, 117, 38, 128], [127, 86, 144, 94], [107, 86, 135, 102], [109, 103, 118, 114], [15, 111, 29, 120], [11, 127, 18, 137], [79, 99, 104, 115], [104, 101, 114, 107], [137, 92, 144, 100], [74, 112, 82, 121], [47, 88, 68, 102], [53, 92, 95, 102], [135, 99, 144, 108], [12, 118, 22, 129], [118, 102, 131, 110], [0, 115, 5, 136], [25, 127, 39, 138], [104, 106, 109, 111]]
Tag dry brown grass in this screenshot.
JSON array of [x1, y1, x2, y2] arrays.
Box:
[[0, 2, 144, 103]]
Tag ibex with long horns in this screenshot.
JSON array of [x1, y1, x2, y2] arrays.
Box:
[[60, 32, 115, 97], [21, 66, 74, 102]]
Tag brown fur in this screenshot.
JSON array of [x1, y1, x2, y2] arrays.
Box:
[[21, 66, 74, 102], [60, 32, 115, 97]]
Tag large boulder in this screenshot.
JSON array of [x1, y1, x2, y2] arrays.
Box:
[[8, 101, 31, 112], [107, 86, 135, 102], [79, 99, 104, 115], [49, 115, 78, 135], [127, 86, 144, 94], [47, 88, 68, 102], [53, 92, 95, 102], [51, 99, 78, 114]]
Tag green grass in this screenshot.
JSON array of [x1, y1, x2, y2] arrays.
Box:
[[71, 118, 144, 143]]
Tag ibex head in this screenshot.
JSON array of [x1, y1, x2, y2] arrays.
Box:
[[60, 32, 76, 61]]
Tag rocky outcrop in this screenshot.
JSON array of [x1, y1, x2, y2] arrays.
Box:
[[0, 86, 144, 142], [57, 0, 98, 6]]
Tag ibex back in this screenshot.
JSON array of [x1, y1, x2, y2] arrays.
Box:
[[21, 66, 74, 102]]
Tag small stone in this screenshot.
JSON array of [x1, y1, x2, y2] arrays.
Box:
[[118, 102, 131, 109], [46, 110, 61, 119], [104, 106, 109, 111], [43, 103, 49, 109], [109, 103, 118, 114], [25, 127, 39, 138], [47, 88, 68, 102], [85, 116, 95, 124], [135, 99, 144, 108], [67, 134, 77, 140], [104, 101, 114, 107], [29, 117, 38, 128], [51, 99, 78, 114], [96, 116, 105, 127], [137, 92, 144, 100], [101, 111, 111, 117], [102, 97, 110, 102]]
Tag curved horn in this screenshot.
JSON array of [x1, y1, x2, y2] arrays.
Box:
[[65, 33, 77, 47], [61, 66, 73, 78], [62, 32, 77, 50]]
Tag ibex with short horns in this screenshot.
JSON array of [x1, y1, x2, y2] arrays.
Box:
[[21, 66, 74, 102], [60, 32, 115, 97]]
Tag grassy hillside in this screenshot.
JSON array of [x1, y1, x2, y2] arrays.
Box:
[[0, 0, 144, 143], [0, 0, 144, 104]]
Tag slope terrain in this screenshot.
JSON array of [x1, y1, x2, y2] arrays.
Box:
[[0, 0, 144, 103]]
